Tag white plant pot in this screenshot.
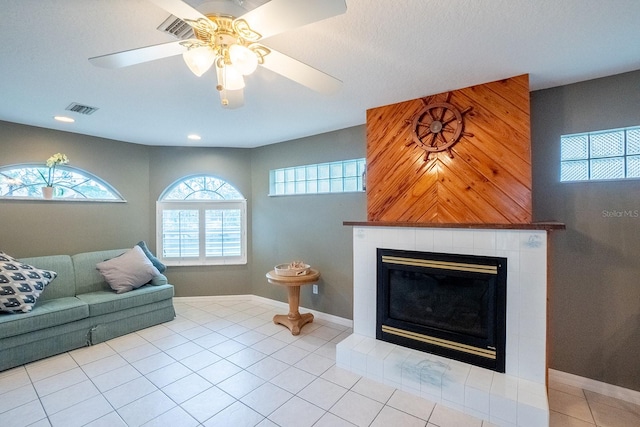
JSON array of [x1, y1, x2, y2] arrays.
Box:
[[42, 186, 54, 199]]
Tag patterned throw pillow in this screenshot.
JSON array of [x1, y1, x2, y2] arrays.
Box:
[[0, 252, 58, 313]]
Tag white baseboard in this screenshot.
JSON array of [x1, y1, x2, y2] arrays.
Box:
[[549, 369, 640, 406], [173, 294, 353, 329], [173, 295, 254, 304]]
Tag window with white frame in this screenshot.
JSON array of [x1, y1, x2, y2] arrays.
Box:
[[156, 175, 247, 266], [269, 158, 366, 196], [561, 126, 640, 181], [0, 164, 124, 201]]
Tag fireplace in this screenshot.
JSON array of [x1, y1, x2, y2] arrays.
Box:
[[376, 248, 507, 372], [337, 224, 562, 426]]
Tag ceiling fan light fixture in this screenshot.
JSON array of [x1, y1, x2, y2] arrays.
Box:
[[182, 45, 215, 77], [216, 63, 245, 91], [229, 44, 258, 75], [90, 0, 347, 109]]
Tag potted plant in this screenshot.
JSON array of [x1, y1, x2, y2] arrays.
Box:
[[40, 153, 69, 199]]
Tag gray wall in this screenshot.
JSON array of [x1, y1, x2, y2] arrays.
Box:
[[250, 126, 367, 320], [148, 146, 254, 297], [531, 69, 640, 391], [0, 121, 365, 312], [0, 121, 151, 256]]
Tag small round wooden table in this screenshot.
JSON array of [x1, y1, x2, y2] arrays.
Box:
[[266, 269, 320, 335]]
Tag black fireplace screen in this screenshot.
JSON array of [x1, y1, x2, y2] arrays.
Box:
[[377, 249, 507, 372], [389, 270, 490, 339]]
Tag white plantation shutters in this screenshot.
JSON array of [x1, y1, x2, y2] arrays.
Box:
[[157, 176, 246, 266], [161, 207, 199, 258], [205, 208, 242, 257]]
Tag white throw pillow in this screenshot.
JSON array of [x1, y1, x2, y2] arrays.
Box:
[[96, 246, 160, 294]]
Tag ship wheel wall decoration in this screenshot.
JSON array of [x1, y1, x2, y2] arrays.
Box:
[[405, 92, 473, 162]]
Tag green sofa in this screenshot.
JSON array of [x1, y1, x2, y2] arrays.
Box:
[[0, 249, 175, 372]]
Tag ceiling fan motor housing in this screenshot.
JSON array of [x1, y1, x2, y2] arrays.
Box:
[[191, 15, 239, 53]]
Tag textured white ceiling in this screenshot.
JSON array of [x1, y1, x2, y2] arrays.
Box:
[[1, 0, 639, 148]]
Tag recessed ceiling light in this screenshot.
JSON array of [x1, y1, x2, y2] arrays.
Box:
[[54, 116, 75, 123], [187, 134, 202, 141]]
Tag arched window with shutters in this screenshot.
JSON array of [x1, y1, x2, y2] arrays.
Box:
[[156, 175, 247, 266]]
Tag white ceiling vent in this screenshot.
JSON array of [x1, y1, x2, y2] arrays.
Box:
[[66, 103, 99, 115], [157, 15, 194, 40]]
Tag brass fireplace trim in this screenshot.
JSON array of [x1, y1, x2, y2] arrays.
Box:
[[381, 325, 497, 359], [381, 255, 498, 275]]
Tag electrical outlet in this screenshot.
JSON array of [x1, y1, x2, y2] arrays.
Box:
[[312, 284, 318, 294]]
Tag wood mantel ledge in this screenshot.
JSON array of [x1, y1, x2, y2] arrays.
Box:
[[342, 221, 565, 231]]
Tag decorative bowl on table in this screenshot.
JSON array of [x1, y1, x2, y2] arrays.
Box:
[[274, 261, 310, 276]]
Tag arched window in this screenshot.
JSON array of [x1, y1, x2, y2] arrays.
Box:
[[0, 164, 124, 201], [157, 175, 247, 266], [161, 175, 243, 200]]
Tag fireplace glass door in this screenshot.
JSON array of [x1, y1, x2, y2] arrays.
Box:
[[377, 249, 507, 372]]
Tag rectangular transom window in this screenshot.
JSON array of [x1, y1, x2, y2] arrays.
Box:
[[156, 200, 246, 266], [561, 126, 640, 181], [269, 158, 366, 196]]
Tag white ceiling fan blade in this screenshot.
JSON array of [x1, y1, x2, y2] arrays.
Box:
[[240, 0, 346, 40], [260, 49, 342, 95], [89, 41, 187, 68], [219, 88, 245, 109], [147, 0, 209, 22]]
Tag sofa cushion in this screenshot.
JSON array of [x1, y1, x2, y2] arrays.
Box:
[[0, 297, 89, 338], [76, 284, 174, 317], [96, 246, 161, 294], [0, 252, 58, 313]]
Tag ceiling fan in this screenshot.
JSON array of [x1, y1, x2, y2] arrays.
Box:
[[89, 0, 346, 108]]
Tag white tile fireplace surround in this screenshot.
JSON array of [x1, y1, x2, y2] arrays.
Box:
[[337, 223, 562, 427]]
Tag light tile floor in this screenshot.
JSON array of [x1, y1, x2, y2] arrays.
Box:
[[547, 379, 640, 427], [1, 298, 639, 427]]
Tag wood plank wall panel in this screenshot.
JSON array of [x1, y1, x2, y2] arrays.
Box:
[[366, 74, 532, 224]]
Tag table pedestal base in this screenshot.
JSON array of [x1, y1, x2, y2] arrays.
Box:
[[266, 268, 320, 336], [273, 312, 314, 336]]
